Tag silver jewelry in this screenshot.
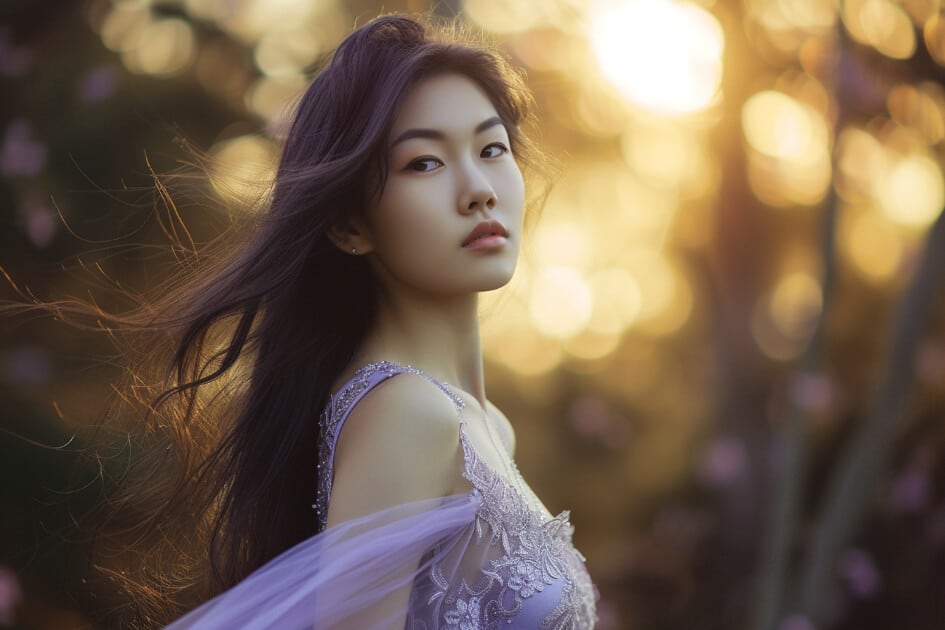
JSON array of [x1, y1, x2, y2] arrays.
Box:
[[351, 247, 357, 254]]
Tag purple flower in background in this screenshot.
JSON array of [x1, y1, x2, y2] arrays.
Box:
[[568, 396, 630, 449], [19, 190, 56, 248], [697, 435, 748, 488], [838, 548, 882, 599], [916, 342, 945, 385], [888, 448, 933, 513], [1, 346, 52, 387], [78, 65, 119, 104], [789, 371, 835, 413], [0, 120, 46, 177], [889, 467, 931, 513], [778, 615, 816, 630], [0, 27, 32, 77], [0, 567, 22, 626]]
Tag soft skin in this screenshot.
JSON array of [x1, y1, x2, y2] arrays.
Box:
[[329, 72, 526, 404], [324, 74, 527, 625], [353, 72, 524, 295]]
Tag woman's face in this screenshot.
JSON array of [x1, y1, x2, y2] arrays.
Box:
[[359, 72, 525, 298]]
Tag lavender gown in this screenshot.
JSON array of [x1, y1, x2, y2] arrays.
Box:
[[166, 360, 598, 629]]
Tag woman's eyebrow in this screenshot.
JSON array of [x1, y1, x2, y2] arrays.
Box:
[[389, 116, 505, 148]]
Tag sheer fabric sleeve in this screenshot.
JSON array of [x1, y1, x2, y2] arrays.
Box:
[[164, 491, 481, 630]]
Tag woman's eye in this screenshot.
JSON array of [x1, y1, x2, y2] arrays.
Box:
[[408, 158, 442, 172], [481, 143, 509, 158]]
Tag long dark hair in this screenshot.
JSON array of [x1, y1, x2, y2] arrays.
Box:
[[3, 13, 542, 626]]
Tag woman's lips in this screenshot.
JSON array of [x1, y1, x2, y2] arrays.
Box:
[[463, 234, 507, 250], [462, 219, 509, 247]]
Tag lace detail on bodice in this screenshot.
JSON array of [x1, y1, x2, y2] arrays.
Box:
[[315, 360, 598, 629]]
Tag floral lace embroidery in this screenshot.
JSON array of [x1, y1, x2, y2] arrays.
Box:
[[316, 361, 597, 629], [446, 427, 597, 629]]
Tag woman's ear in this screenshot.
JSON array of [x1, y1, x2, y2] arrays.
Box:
[[327, 217, 375, 256]]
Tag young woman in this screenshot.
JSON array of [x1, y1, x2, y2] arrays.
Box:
[[10, 13, 597, 629]]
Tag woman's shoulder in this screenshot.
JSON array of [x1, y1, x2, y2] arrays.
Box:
[[326, 367, 465, 526], [346, 366, 461, 431]]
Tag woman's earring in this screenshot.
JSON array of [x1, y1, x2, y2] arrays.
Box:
[[350, 247, 357, 254]]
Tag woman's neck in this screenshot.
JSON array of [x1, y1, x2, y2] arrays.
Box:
[[354, 291, 487, 405]]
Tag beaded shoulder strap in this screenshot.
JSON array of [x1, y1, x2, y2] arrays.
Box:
[[312, 360, 466, 530]]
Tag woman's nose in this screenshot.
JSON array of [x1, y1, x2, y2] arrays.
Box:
[[458, 164, 497, 214]]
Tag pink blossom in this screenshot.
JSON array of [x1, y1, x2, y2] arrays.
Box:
[[0, 567, 22, 626], [78, 65, 119, 104], [838, 548, 882, 599], [0, 120, 46, 177], [697, 435, 747, 488], [789, 372, 835, 413], [778, 614, 816, 630]]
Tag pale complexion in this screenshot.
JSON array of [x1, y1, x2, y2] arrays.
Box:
[[324, 73, 525, 627], [328, 72, 525, 404]]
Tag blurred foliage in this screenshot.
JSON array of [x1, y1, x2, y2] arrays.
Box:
[[2, 0, 945, 629]]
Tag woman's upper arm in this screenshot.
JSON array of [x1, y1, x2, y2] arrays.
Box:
[[325, 374, 463, 528]]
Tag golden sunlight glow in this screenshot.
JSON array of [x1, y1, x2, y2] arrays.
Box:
[[841, 211, 903, 282], [196, 41, 251, 102], [209, 135, 277, 205], [184, 0, 235, 22], [481, 295, 564, 375], [254, 27, 324, 77], [528, 266, 594, 339], [873, 153, 945, 227], [836, 127, 885, 201], [751, 300, 799, 361], [742, 90, 828, 162], [587, 268, 643, 335], [101, 2, 152, 53], [742, 90, 832, 205], [752, 272, 822, 360], [887, 83, 945, 145], [501, 338, 564, 376], [574, 84, 633, 137], [563, 329, 620, 361], [589, 0, 724, 115], [463, 0, 543, 34], [124, 18, 196, 77], [614, 253, 694, 336], [769, 272, 822, 340], [747, 0, 839, 34], [925, 13, 945, 66], [532, 218, 594, 272], [620, 122, 706, 192], [639, 269, 693, 336], [484, 305, 564, 375], [899, 0, 938, 26], [842, 0, 917, 59], [245, 75, 308, 124]]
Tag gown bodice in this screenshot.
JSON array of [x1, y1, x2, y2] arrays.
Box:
[[313, 360, 598, 629]]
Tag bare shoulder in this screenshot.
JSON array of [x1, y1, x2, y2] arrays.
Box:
[[486, 400, 517, 457], [326, 372, 464, 526]]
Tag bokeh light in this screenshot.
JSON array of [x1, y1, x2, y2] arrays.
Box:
[[842, 0, 917, 60], [841, 210, 903, 282], [124, 18, 196, 77], [925, 13, 945, 65], [589, 0, 724, 115], [742, 89, 832, 205], [528, 266, 594, 339], [208, 135, 277, 204], [873, 153, 945, 228], [9, 1, 945, 628], [752, 271, 823, 360]]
